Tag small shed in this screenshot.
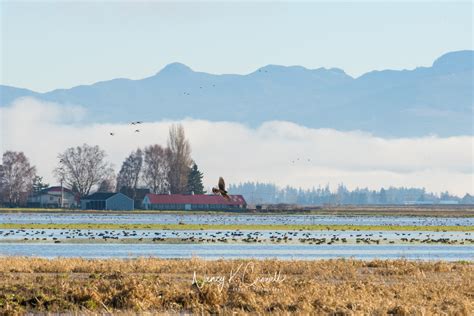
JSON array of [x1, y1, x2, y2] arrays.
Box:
[[81, 192, 134, 211]]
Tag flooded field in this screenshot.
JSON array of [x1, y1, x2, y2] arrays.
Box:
[[0, 228, 472, 243], [1, 242, 473, 261], [2, 212, 473, 226], [0, 212, 472, 261]]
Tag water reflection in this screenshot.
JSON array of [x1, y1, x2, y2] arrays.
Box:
[[1, 243, 472, 261]]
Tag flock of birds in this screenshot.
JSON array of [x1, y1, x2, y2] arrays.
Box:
[[107, 80, 225, 136], [103, 68, 302, 199], [291, 157, 311, 164], [1, 229, 472, 245], [109, 121, 143, 136], [2, 213, 469, 226]]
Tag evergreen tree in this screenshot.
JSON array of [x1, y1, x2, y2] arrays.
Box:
[[186, 163, 205, 194], [32, 176, 49, 194], [379, 188, 387, 204]]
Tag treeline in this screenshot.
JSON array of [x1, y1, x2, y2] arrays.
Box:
[[1, 123, 473, 207], [229, 182, 474, 205], [113, 124, 205, 201], [0, 124, 205, 206]]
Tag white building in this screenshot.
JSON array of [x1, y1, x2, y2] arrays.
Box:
[[28, 186, 78, 208]]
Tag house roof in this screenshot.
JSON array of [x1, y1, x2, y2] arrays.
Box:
[[39, 186, 74, 195], [145, 194, 247, 206], [82, 192, 119, 201]]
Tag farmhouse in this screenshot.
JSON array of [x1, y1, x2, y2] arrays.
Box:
[[80, 192, 134, 211], [143, 194, 247, 211], [28, 186, 79, 208]]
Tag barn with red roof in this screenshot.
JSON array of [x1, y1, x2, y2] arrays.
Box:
[[143, 193, 247, 211]]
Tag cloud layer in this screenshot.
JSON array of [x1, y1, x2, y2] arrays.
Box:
[[1, 98, 472, 195]]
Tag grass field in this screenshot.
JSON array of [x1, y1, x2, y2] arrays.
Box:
[[1, 222, 473, 231], [0, 257, 472, 315]]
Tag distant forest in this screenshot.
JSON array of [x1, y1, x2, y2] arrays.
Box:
[[228, 182, 474, 205]]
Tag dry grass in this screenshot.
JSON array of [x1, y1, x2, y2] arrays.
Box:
[[0, 257, 473, 315]]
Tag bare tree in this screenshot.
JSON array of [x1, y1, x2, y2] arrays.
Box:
[[54, 144, 114, 197], [97, 171, 116, 192], [142, 144, 169, 194], [1, 151, 36, 206], [116, 148, 143, 198], [167, 124, 192, 194]]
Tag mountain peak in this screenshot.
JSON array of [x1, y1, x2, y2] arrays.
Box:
[[158, 62, 193, 75], [432, 50, 474, 72]]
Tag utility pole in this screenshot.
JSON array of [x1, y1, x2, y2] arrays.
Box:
[[60, 178, 64, 208], [59, 159, 65, 209]]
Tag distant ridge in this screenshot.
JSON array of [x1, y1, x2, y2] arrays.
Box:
[[1, 50, 473, 137]]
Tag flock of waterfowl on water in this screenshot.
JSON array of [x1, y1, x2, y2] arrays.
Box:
[[1, 229, 472, 245], [1, 213, 472, 227]]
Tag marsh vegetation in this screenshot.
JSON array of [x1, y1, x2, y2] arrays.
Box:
[[0, 257, 472, 315]]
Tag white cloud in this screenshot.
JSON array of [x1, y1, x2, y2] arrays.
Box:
[[1, 98, 473, 196]]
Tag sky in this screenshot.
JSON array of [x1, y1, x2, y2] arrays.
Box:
[[0, 1, 472, 195], [1, 1, 473, 92]]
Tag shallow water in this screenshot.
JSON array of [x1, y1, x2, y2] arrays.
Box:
[[1, 243, 472, 261], [1, 213, 473, 226], [1, 213, 472, 260], [0, 228, 471, 243]]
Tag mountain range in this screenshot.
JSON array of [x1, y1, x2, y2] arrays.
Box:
[[1, 50, 473, 137]]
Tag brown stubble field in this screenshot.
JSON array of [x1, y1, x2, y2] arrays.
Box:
[[0, 257, 473, 315]]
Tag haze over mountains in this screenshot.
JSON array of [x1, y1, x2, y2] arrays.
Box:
[[1, 50, 472, 137]]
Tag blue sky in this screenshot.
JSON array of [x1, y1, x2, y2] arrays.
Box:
[[1, 1, 472, 92]]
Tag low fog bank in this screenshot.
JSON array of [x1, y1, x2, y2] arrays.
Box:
[[0, 98, 472, 196]]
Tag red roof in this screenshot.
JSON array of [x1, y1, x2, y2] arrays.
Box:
[[145, 194, 246, 206]]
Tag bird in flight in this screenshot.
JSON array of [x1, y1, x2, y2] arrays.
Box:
[[212, 177, 230, 200], [109, 132, 115, 136], [135, 129, 140, 133]]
